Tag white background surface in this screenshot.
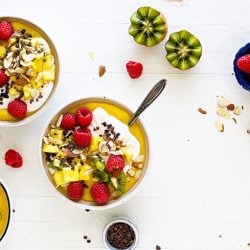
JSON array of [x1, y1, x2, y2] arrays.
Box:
[[1, 0, 250, 249]]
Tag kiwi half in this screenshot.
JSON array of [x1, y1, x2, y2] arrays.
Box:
[[128, 6, 168, 47], [165, 30, 202, 70]]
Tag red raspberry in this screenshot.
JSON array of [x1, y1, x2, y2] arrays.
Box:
[[67, 181, 83, 201], [0, 21, 14, 41], [76, 107, 93, 127], [237, 54, 250, 74], [4, 149, 23, 168], [90, 182, 109, 204], [61, 113, 76, 130], [106, 155, 125, 173], [126, 61, 143, 79], [0, 70, 9, 87], [73, 127, 92, 147], [7, 99, 27, 119]]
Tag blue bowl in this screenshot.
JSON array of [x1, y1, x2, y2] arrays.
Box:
[[233, 43, 250, 91]]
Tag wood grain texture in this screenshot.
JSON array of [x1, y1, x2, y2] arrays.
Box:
[[1, 0, 250, 249]]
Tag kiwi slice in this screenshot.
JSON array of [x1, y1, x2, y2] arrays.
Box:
[[165, 30, 202, 70], [128, 6, 168, 47]]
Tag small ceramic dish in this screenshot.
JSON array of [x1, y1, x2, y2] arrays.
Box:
[[102, 217, 139, 250]]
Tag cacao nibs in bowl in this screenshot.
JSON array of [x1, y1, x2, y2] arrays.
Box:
[[107, 222, 135, 249]]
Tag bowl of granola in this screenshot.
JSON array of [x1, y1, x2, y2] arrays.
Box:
[[40, 97, 149, 210], [0, 17, 59, 126]]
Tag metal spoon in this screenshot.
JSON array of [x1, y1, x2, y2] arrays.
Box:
[[128, 79, 167, 126]]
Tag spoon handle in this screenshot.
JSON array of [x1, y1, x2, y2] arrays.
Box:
[[128, 79, 167, 126]]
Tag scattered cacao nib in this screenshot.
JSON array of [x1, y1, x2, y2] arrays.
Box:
[[85, 209, 90, 212], [87, 239, 91, 243], [12, 209, 15, 213], [107, 222, 135, 249], [156, 245, 161, 250], [83, 236, 87, 239], [232, 118, 237, 124], [198, 108, 207, 115]]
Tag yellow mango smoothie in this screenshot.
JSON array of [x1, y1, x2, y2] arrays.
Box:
[[42, 99, 148, 205], [0, 18, 58, 122], [0, 183, 10, 240]]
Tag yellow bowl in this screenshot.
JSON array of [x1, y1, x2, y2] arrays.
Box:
[[0, 181, 11, 241], [40, 97, 149, 210], [0, 17, 59, 127]]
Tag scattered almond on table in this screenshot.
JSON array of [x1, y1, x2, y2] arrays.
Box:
[[99, 65, 106, 77]]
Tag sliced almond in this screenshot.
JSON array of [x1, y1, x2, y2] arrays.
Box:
[[128, 169, 135, 177], [56, 114, 63, 128], [99, 65, 106, 77], [134, 155, 145, 163], [233, 106, 241, 115], [217, 97, 230, 108], [198, 108, 207, 115], [111, 177, 118, 189], [215, 120, 224, 132], [135, 170, 142, 180], [216, 107, 229, 117]]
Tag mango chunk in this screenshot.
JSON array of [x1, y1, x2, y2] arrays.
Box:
[[79, 164, 92, 181], [63, 166, 79, 183], [121, 147, 133, 164], [50, 129, 64, 140], [89, 136, 102, 152], [53, 171, 65, 187], [42, 144, 59, 154]]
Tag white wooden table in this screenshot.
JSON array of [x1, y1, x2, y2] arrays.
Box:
[[1, 0, 250, 249]]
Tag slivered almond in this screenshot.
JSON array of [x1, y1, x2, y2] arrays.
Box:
[[215, 120, 224, 132], [233, 106, 241, 115], [216, 107, 229, 117]]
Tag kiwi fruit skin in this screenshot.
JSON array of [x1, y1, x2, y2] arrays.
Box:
[[165, 30, 202, 70], [128, 6, 168, 47]]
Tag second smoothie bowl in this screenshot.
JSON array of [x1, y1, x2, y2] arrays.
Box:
[[40, 97, 149, 210], [0, 17, 59, 126]]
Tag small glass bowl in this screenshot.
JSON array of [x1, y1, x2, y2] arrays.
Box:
[[102, 217, 139, 250], [233, 43, 250, 91]]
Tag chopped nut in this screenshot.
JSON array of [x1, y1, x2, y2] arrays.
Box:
[[227, 104, 235, 111], [134, 155, 144, 163], [216, 107, 230, 117], [135, 170, 142, 180], [99, 65, 106, 77], [111, 177, 118, 189], [217, 97, 230, 108], [198, 108, 207, 114], [233, 106, 241, 115], [128, 169, 135, 177], [215, 120, 224, 132]]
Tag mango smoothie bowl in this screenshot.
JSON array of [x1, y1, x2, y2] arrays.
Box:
[[0, 17, 59, 126], [0, 181, 10, 241], [40, 98, 149, 210]]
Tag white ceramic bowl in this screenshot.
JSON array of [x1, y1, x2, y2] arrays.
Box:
[[0, 180, 11, 242], [40, 97, 149, 211], [0, 17, 59, 127], [102, 217, 139, 250]]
